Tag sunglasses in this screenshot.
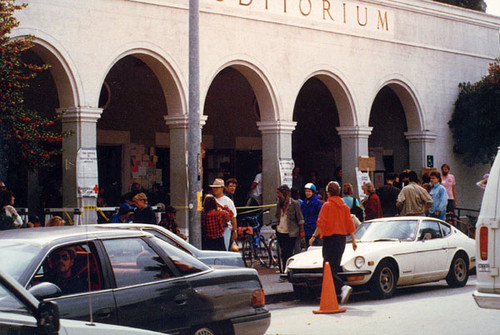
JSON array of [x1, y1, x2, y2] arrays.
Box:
[[52, 253, 70, 261]]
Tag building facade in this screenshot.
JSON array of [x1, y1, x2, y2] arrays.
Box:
[[13, 0, 500, 231]]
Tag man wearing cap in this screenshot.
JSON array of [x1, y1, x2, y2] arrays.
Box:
[[300, 183, 323, 247], [210, 178, 237, 251], [110, 203, 134, 223]]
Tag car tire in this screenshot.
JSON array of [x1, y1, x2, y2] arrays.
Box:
[[446, 252, 469, 288], [369, 259, 397, 299], [192, 326, 219, 335]]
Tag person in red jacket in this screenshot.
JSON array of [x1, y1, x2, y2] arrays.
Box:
[[201, 194, 234, 251], [361, 183, 383, 220], [309, 181, 357, 304]]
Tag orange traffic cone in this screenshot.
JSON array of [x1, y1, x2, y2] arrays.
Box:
[[313, 262, 346, 314]]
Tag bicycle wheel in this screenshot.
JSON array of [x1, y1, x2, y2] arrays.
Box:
[[269, 237, 283, 273], [256, 238, 272, 267], [241, 236, 254, 268]]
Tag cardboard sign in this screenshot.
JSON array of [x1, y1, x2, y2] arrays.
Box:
[[358, 156, 376, 171]]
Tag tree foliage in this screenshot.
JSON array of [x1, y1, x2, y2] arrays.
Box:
[[0, 0, 67, 180], [448, 59, 500, 167], [434, 0, 486, 11]]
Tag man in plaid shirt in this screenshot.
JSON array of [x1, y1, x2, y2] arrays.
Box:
[[202, 194, 234, 251]]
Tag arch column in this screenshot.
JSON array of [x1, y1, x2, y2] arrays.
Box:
[[404, 131, 437, 171], [336, 126, 373, 196], [164, 114, 207, 235], [257, 120, 296, 208], [61, 107, 103, 208]]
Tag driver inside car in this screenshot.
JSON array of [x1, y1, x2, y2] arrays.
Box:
[[48, 247, 87, 295]]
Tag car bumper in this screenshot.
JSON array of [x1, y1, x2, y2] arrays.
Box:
[[286, 268, 372, 287], [232, 310, 271, 335], [473, 290, 500, 310]]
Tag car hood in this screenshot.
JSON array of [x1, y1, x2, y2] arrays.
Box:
[[287, 241, 406, 269]]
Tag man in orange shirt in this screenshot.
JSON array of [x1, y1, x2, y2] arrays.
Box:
[[309, 181, 357, 304]]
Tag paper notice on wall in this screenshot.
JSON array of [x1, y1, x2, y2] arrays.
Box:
[[356, 167, 372, 201], [76, 148, 98, 198], [279, 159, 295, 188]]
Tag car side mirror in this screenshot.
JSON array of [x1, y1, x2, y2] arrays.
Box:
[[29, 282, 62, 301], [36, 300, 60, 334]]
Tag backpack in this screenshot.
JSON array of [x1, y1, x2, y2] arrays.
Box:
[[350, 197, 364, 222]]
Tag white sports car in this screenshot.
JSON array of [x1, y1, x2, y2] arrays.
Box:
[[284, 216, 476, 300]]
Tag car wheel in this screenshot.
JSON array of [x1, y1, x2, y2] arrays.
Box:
[[193, 325, 222, 335], [446, 252, 469, 288], [369, 260, 397, 299], [241, 237, 254, 268]]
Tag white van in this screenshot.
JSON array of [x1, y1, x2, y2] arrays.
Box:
[[473, 147, 500, 309]]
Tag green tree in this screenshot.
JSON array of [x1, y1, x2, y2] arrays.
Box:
[[0, 0, 67, 182], [434, 0, 486, 11], [448, 59, 500, 167]]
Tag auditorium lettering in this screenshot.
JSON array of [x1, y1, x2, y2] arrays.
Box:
[[215, 0, 393, 33]]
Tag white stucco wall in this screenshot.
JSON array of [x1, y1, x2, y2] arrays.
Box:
[[13, 0, 500, 210]]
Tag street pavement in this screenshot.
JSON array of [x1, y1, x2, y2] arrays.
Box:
[[257, 265, 295, 304]]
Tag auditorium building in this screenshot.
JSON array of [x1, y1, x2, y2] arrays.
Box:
[[12, 0, 500, 229]]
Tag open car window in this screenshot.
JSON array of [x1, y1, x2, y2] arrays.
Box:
[[419, 220, 443, 240], [102, 238, 174, 287], [29, 242, 104, 296]]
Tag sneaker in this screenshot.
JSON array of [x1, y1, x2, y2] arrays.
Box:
[[340, 285, 353, 304]]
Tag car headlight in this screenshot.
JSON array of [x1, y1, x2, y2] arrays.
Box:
[[354, 256, 365, 269]]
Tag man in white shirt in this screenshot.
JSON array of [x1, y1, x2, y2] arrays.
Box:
[[247, 162, 263, 206], [210, 178, 237, 251]]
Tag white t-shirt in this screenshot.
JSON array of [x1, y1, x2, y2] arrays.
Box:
[[249, 172, 262, 198], [216, 195, 237, 228], [4, 206, 23, 228]]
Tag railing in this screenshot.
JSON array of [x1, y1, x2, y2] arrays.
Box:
[[447, 207, 480, 239], [43, 206, 162, 226]]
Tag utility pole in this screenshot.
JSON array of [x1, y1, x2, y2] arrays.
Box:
[[188, 0, 202, 248]]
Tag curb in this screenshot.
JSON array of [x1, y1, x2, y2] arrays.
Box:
[[265, 291, 296, 304]]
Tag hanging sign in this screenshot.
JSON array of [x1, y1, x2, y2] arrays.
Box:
[[356, 167, 372, 201], [279, 159, 295, 187], [76, 148, 99, 198]]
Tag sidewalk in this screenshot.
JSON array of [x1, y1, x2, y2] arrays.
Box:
[[256, 265, 295, 304]]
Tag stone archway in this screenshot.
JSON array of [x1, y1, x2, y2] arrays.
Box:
[[369, 78, 433, 178], [11, 36, 80, 216], [203, 59, 280, 208], [293, 69, 358, 194]]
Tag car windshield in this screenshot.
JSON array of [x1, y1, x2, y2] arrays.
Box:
[[354, 220, 418, 241], [0, 241, 41, 281]]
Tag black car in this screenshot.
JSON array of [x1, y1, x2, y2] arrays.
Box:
[[0, 270, 165, 335], [0, 226, 270, 335]]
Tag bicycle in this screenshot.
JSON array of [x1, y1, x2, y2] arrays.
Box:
[[238, 209, 272, 268], [267, 221, 283, 273]]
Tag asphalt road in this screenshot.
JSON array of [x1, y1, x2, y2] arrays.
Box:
[[265, 276, 499, 335]]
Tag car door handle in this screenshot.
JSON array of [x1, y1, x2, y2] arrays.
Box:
[[95, 307, 112, 319], [174, 293, 187, 305]]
